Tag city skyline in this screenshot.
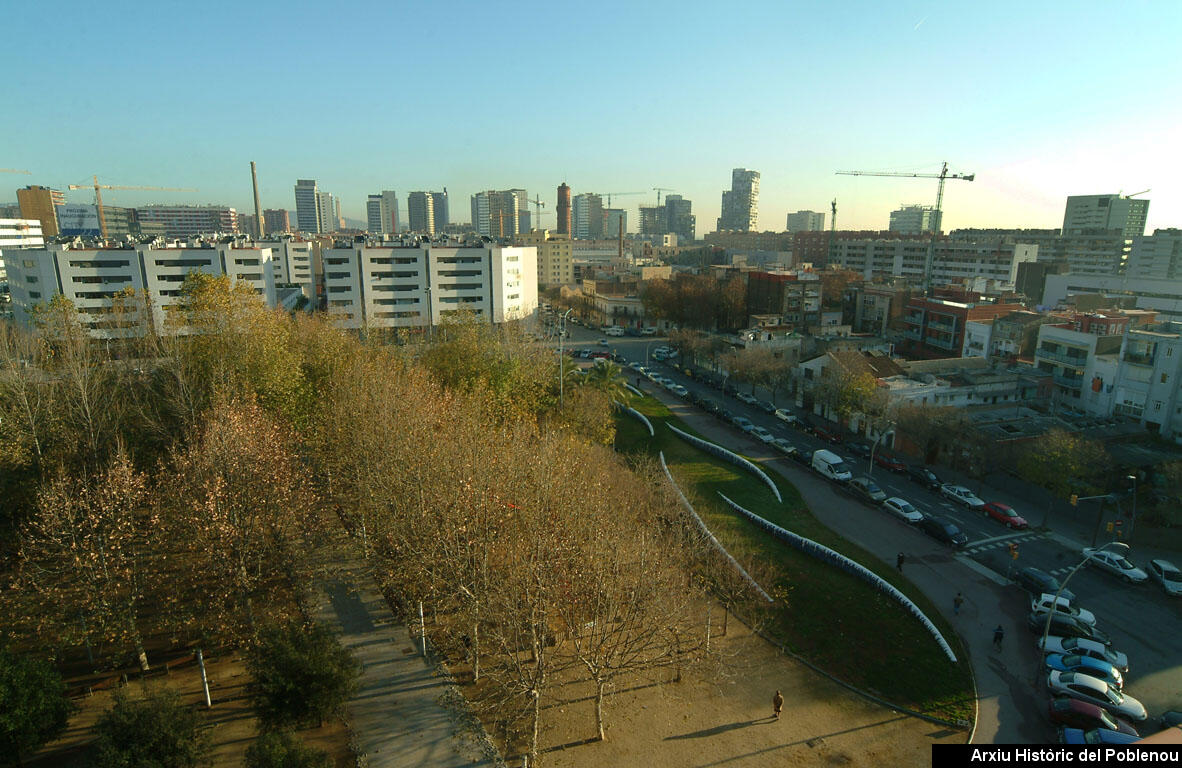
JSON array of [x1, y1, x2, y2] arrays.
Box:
[[3, 1, 1179, 234]]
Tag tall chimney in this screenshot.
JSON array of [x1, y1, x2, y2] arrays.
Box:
[[250, 161, 263, 239]]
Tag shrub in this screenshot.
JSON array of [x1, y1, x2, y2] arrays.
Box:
[[244, 731, 330, 768], [0, 645, 74, 766], [91, 688, 206, 768], [247, 621, 360, 729]]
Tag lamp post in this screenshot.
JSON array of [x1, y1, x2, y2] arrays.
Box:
[[559, 308, 572, 410], [1036, 541, 1129, 684], [867, 420, 896, 480], [1127, 474, 1137, 539]]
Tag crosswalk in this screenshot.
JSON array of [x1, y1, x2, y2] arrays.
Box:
[[962, 531, 1042, 555]]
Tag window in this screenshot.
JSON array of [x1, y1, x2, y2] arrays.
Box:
[[1155, 401, 1163, 412], [327, 272, 351, 280], [1163, 374, 1169, 384], [28, 291, 41, 299]]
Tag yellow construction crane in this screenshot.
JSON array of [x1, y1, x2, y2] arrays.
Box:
[[835, 161, 974, 294], [602, 191, 646, 207], [652, 187, 676, 206], [0, 169, 32, 174], [67, 175, 197, 239]]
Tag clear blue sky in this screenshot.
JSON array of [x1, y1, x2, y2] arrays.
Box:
[[4, 0, 1180, 233]]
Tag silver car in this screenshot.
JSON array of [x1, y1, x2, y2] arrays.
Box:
[[1081, 548, 1148, 584], [882, 497, 923, 523], [1148, 559, 1182, 596]]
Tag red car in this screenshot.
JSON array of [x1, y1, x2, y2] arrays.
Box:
[[1048, 698, 1139, 737], [984, 501, 1029, 529], [811, 424, 843, 444], [873, 452, 907, 473]]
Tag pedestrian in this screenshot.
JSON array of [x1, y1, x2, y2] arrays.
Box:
[[896, 552, 905, 571], [953, 593, 964, 615], [993, 624, 1004, 650], [772, 690, 784, 720]]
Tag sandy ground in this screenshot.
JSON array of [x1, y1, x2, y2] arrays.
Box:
[[532, 619, 965, 768], [27, 652, 352, 767]]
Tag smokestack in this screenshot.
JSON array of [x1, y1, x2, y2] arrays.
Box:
[[250, 161, 263, 239]]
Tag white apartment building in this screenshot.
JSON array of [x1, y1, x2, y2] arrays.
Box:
[[0, 219, 45, 285], [961, 320, 994, 359], [829, 237, 1037, 286], [1062, 194, 1149, 238], [1042, 273, 1182, 323], [3, 242, 276, 336], [1112, 325, 1182, 438], [265, 238, 315, 299], [321, 243, 536, 329], [134, 206, 240, 237], [1126, 229, 1182, 279], [889, 204, 941, 234], [1034, 321, 1124, 414], [786, 210, 825, 232]]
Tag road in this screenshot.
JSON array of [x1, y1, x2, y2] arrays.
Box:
[[557, 323, 1182, 742]]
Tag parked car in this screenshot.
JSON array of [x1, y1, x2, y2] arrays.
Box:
[[1048, 671, 1147, 722], [1039, 636, 1128, 673], [733, 416, 754, 432], [1028, 613, 1110, 645], [882, 497, 924, 523], [941, 484, 986, 508], [628, 361, 644, 371], [597, 338, 610, 346], [1161, 711, 1182, 730], [718, 409, 735, 424], [848, 476, 887, 504], [1015, 567, 1076, 605], [1047, 698, 1139, 737], [791, 448, 813, 466], [811, 423, 844, 444], [669, 384, 689, 397], [917, 515, 968, 548], [771, 438, 797, 457], [736, 392, 759, 405], [1059, 727, 1140, 745], [873, 452, 907, 473], [1045, 654, 1124, 690], [907, 465, 942, 490], [1031, 593, 1097, 626], [774, 408, 797, 424], [846, 442, 872, 458], [984, 501, 1029, 529], [1147, 558, 1182, 596], [1081, 548, 1148, 584], [699, 399, 720, 415], [640, 326, 657, 336], [756, 400, 777, 414], [749, 426, 775, 443]]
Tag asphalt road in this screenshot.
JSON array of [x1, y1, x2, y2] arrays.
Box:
[[556, 323, 1182, 741]]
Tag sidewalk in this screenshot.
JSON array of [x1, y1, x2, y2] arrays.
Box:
[[317, 571, 502, 768]]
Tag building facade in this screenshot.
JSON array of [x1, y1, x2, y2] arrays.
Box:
[[431, 190, 449, 230], [294, 180, 321, 233], [263, 208, 291, 235], [786, 210, 825, 232], [572, 193, 604, 239], [889, 204, 941, 234], [1063, 194, 1149, 238], [366, 191, 398, 234], [407, 191, 435, 234], [471, 190, 529, 238], [1126, 229, 1182, 279], [16, 186, 65, 237], [901, 297, 1027, 359], [827, 235, 1037, 288], [745, 270, 821, 327], [604, 208, 627, 238], [133, 206, 240, 237], [520, 230, 573, 287], [556, 183, 571, 235], [717, 168, 759, 232]]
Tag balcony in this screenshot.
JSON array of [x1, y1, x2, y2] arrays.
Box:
[[1054, 373, 1083, 390], [1123, 351, 1155, 366], [1037, 347, 1088, 367], [903, 328, 923, 341], [927, 334, 958, 350], [929, 317, 956, 330]]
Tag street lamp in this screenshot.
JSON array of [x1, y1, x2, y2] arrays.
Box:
[[558, 308, 573, 410], [867, 420, 896, 480], [1035, 541, 1129, 684], [1127, 474, 1137, 539]]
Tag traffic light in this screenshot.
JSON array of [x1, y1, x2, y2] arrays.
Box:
[[1070, 494, 1079, 506]]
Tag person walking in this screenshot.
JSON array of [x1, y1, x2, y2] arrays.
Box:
[[953, 593, 964, 615], [896, 552, 905, 571], [993, 624, 1004, 650], [772, 690, 784, 720]]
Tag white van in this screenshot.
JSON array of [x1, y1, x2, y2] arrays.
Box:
[[604, 326, 625, 337], [811, 449, 852, 482]]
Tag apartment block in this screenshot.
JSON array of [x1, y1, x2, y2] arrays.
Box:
[[266, 238, 315, 298], [294, 180, 321, 233], [1063, 194, 1149, 238], [901, 297, 1026, 359], [3, 242, 276, 336], [1042, 273, 1182, 323], [1126, 229, 1182, 279], [16, 186, 65, 237], [1112, 324, 1182, 438], [1034, 313, 1128, 412], [717, 168, 759, 232], [828, 235, 1037, 288], [134, 206, 240, 237], [321, 243, 536, 329], [786, 210, 825, 233], [889, 204, 941, 234], [519, 230, 573, 287], [263, 208, 291, 235], [745, 270, 821, 327], [573, 193, 604, 240], [848, 282, 910, 334]]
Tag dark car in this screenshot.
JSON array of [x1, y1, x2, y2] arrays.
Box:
[[1029, 612, 1111, 645], [791, 449, 814, 466], [1059, 727, 1140, 745], [846, 442, 872, 458], [717, 409, 735, 423], [874, 452, 907, 473], [1048, 698, 1139, 737], [699, 399, 720, 415], [917, 515, 968, 548], [756, 399, 777, 414], [1015, 567, 1077, 605], [907, 465, 942, 490], [812, 423, 844, 444]]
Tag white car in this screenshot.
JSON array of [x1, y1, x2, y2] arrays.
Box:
[[628, 361, 644, 371], [749, 426, 775, 443], [940, 484, 985, 509], [736, 393, 759, 405], [669, 384, 689, 397], [774, 408, 797, 424], [1031, 593, 1097, 626], [1039, 636, 1128, 673], [1147, 559, 1182, 596], [882, 497, 924, 523], [771, 438, 797, 456], [1081, 548, 1148, 584], [1047, 671, 1147, 722]]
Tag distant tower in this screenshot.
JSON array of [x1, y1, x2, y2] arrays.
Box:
[[557, 183, 572, 235]]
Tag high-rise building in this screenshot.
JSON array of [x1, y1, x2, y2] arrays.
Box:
[[431, 190, 449, 230], [367, 192, 400, 234], [239, 213, 257, 238], [294, 179, 321, 233], [1062, 194, 1149, 238], [263, 208, 290, 234], [572, 193, 604, 239], [510, 190, 530, 234], [717, 168, 759, 232], [56, 204, 133, 238], [471, 190, 528, 238], [556, 183, 571, 235], [786, 210, 826, 232], [889, 204, 941, 234], [133, 205, 240, 237], [639, 206, 664, 236], [664, 194, 695, 243], [604, 209, 627, 238], [407, 191, 435, 234], [317, 193, 340, 233], [17, 186, 66, 237]]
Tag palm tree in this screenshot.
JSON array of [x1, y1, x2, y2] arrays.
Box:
[[583, 360, 630, 403]]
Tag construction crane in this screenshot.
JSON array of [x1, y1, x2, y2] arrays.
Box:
[[527, 195, 546, 231], [827, 199, 837, 266], [0, 169, 32, 174], [1124, 189, 1150, 198], [67, 175, 196, 239], [652, 187, 676, 206], [835, 161, 974, 294], [602, 191, 646, 207]]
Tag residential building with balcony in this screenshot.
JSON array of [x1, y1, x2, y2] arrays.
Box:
[[961, 320, 994, 359], [990, 310, 1057, 359], [519, 229, 573, 287], [1110, 324, 1182, 439], [1126, 229, 1182, 279], [1034, 314, 1125, 411], [901, 297, 1026, 359], [827, 235, 1036, 288], [847, 282, 910, 334], [745, 269, 821, 328]]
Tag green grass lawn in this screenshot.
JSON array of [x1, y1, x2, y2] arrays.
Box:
[[616, 395, 974, 724]]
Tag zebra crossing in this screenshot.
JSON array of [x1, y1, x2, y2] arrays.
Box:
[[962, 531, 1042, 556]]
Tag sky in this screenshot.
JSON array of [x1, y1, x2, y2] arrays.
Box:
[[4, 0, 1181, 234]]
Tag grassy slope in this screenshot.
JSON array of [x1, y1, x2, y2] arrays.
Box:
[[616, 395, 974, 724]]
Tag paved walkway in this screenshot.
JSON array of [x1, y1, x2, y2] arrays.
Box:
[[317, 572, 501, 767]]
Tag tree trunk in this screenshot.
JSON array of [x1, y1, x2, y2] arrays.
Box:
[[594, 678, 606, 741], [705, 605, 712, 653], [528, 688, 540, 767], [471, 619, 480, 682], [722, 604, 729, 636]]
